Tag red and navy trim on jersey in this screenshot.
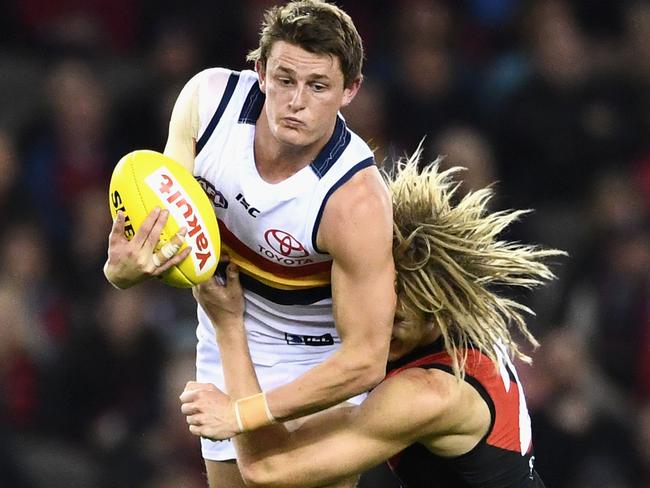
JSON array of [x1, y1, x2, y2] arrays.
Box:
[[384, 339, 545, 488]]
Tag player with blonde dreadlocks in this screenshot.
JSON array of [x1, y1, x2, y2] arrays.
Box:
[[388, 151, 560, 377], [180, 152, 562, 488]]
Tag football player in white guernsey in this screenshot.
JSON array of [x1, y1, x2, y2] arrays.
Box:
[[103, 1, 395, 487]]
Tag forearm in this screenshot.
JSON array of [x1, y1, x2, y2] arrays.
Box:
[[215, 318, 261, 398], [214, 318, 296, 479], [215, 320, 382, 422], [265, 347, 384, 421]]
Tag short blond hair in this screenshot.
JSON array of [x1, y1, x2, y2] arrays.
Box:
[[247, 0, 363, 87], [385, 149, 565, 377]]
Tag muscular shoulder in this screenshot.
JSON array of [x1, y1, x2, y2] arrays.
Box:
[[377, 367, 491, 452], [164, 67, 236, 171], [378, 368, 459, 417], [353, 368, 458, 443], [317, 165, 392, 257]]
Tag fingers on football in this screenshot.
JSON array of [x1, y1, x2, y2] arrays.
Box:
[[154, 246, 191, 275], [167, 228, 187, 255], [226, 264, 241, 287], [181, 402, 200, 416], [142, 208, 169, 250], [179, 383, 200, 402], [131, 207, 162, 248], [109, 210, 126, 244]]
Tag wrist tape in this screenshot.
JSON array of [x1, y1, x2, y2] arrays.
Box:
[[234, 392, 276, 432]]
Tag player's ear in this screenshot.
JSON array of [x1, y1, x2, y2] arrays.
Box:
[[256, 60, 267, 94], [341, 75, 362, 108]]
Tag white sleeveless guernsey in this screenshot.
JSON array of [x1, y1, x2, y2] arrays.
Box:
[[193, 68, 374, 377]]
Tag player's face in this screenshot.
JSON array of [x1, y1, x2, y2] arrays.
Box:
[[388, 303, 428, 361], [257, 41, 360, 150]]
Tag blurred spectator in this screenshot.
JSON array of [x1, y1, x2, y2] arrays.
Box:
[[560, 171, 650, 398], [0, 284, 40, 431], [51, 285, 166, 438], [0, 286, 38, 488], [394, 0, 456, 49], [434, 125, 497, 193], [141, 349, 207, 488], [638, 401, 650, 486], [626, 0, 650, 83], [0, 129, 27, 222], [21, 59, 122, 243], [10, 0, 141, 54], [495, 0, 646, 210], [46, 285, 168, 486], [387, 43, 476, 156], [341, 79, 391, 165], [61, 187, 113, 302], [0, 219, 67, 364], [527, 328, 640, 487]]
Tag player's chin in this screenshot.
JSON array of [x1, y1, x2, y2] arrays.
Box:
[[388, 337, 405, 362], [275, 127, 313, 147]]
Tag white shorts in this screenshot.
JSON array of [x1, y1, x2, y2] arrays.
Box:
[[195, 320, 367, 461]]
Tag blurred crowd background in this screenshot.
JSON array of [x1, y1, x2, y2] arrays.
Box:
[[0, 0, 648, 487]]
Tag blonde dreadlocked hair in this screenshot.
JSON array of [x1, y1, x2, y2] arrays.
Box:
[[385, 149, 565, 378]]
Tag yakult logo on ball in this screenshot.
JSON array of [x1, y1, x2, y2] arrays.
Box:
[[145, 169, 216, 274]]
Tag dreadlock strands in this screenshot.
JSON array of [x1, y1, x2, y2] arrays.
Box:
[[385, 149, 566, 377]]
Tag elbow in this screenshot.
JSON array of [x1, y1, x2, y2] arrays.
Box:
[[343, 357, 385, 393], [239, 460, 284, 488], [239, 461, 267, 488], [360, 361, 385, 390], [338, 344, 388, 393], [348, 342, 389, 391]]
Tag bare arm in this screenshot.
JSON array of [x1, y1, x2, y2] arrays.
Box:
[[182, 267, 486, 487], [264, 166, 396, 419], [237, 370, 449, 488], [163, 71, 200, 171], [183, 362, 450, 488]]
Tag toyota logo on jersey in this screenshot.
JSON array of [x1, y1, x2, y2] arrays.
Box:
[[264, 229, 309, 258]]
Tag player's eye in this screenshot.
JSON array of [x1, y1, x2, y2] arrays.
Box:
[[311, 83, 327, 92]]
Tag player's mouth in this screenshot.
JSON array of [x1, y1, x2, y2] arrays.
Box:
[[282, 116, 305, 128]]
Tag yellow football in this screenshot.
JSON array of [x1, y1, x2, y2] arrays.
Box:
[[108, 150, 220, 287]]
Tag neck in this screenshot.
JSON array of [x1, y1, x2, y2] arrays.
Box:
[[388, 326, 442, 362]]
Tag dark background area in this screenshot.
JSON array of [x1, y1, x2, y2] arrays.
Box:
[[0, 0, 648, 486]]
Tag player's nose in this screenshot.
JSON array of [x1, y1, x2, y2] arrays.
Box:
[[288, 84, 307, 110]]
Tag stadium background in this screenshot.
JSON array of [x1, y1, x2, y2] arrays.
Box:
[[0, 0, 648, 486]]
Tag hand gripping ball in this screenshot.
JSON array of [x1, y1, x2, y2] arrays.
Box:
[[108, 150, 220, 287]]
